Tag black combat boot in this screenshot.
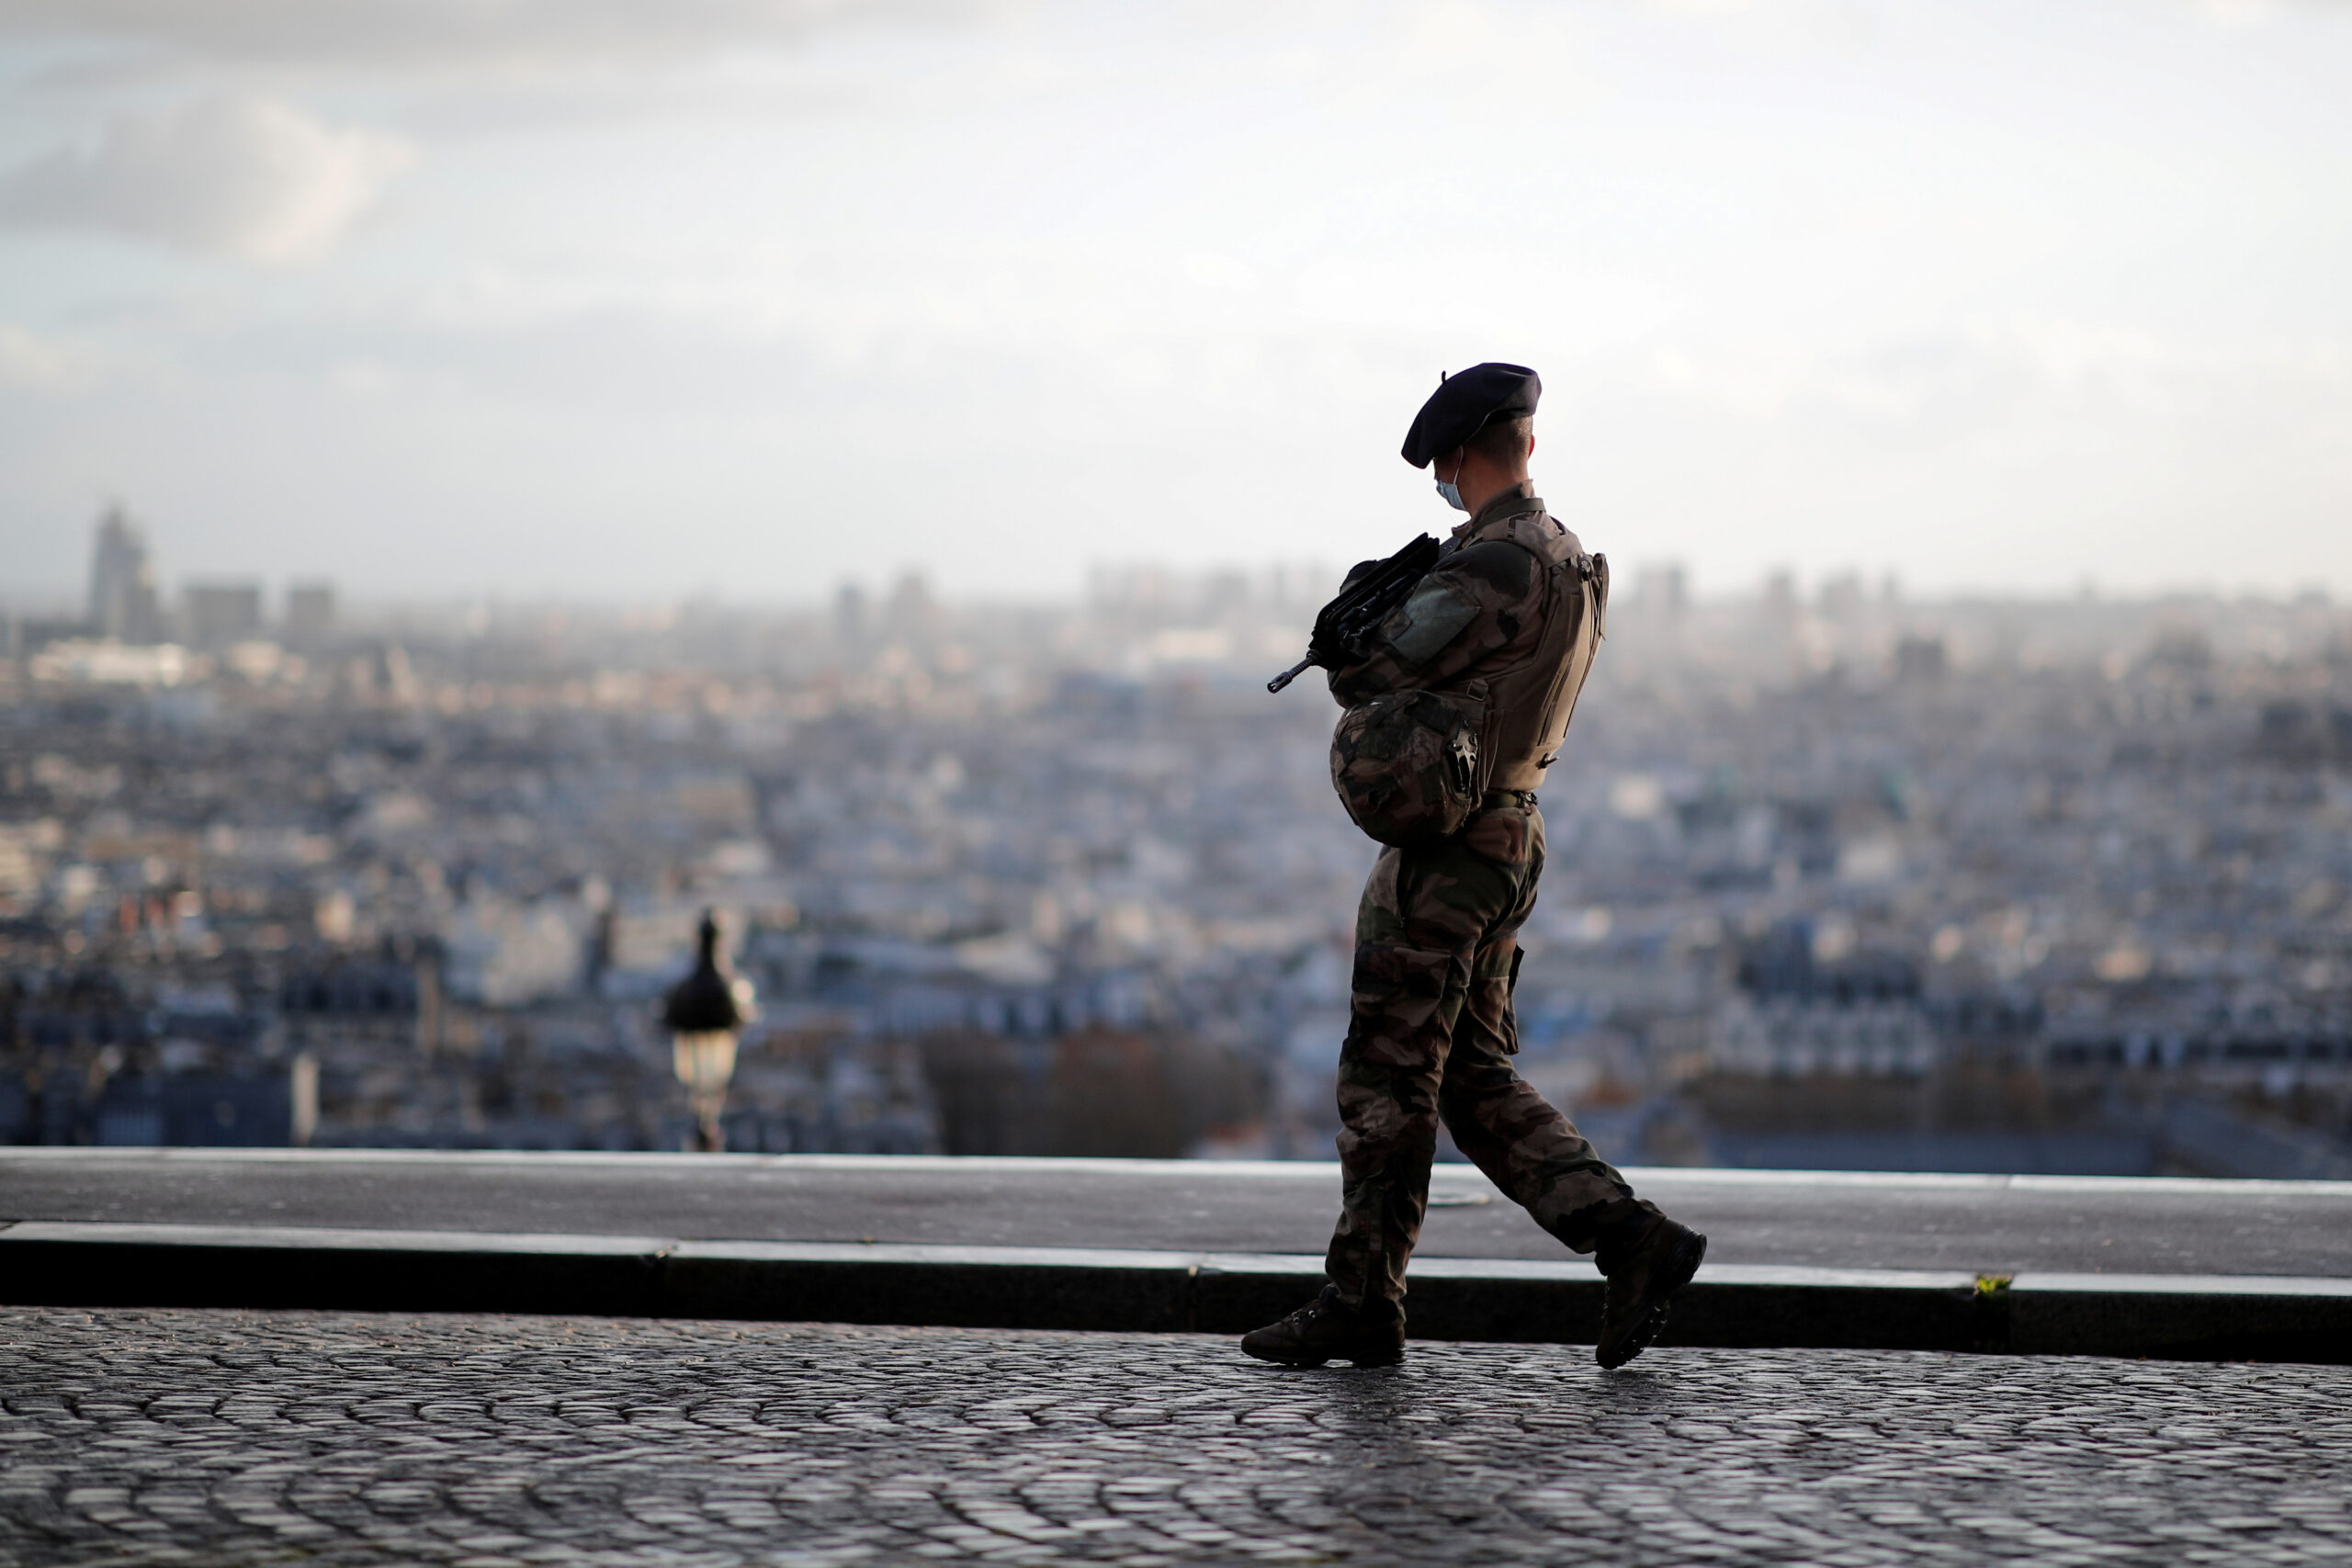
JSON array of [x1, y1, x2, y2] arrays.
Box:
[[1594, 1213, 1707, 1370], [1240, 1284, 1406, 1368]]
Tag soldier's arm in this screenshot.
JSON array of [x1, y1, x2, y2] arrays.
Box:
[[1326, 540, 1539, 705]]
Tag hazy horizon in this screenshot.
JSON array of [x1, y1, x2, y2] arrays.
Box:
[[6, 0, 2350, 605], [9, 549, 2338, 624]]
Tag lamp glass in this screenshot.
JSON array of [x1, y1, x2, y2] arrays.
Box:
[[673, 1029, 739, 1099]]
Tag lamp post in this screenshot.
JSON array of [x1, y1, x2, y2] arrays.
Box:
[[664, 910, 752, 1152]]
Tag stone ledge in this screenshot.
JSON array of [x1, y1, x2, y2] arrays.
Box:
[[13, 1145, 2352, 1198], [5, 1220, 2346, 1364]]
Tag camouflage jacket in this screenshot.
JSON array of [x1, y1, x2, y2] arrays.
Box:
[[1326, 483, 1573, 709]]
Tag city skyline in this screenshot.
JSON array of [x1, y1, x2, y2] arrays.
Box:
[[6, 506, 2348, 1168], [8, 498, 2346, 625]]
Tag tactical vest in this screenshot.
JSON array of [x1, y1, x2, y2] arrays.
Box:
[[1474, 508, 1609, 793], [1327, 508, 1608, 847]]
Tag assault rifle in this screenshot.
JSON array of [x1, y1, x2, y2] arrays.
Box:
[[1266, 533, 1443, 694]]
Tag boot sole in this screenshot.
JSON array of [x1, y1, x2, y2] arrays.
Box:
[[1240, 1344, 1404, 1370], [1596, 1229, 1707, 1370]]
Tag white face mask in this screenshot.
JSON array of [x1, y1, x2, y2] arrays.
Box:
[[1433, 460, 1465, 511]]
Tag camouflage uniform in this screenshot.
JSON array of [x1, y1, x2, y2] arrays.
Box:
[[1322, 481, 1656, 1326]]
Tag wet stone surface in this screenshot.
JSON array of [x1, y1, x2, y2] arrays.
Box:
[[2, 1307, 2349, 1566]]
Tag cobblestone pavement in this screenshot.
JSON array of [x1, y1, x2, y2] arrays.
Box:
[[3, 1309, 2349, 1567]]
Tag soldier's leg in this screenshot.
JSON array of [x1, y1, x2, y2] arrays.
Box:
[[1323, 829, 1519, 1325], [1437, 807, 1657, 1251], [1440, 974, 1656, 1250]]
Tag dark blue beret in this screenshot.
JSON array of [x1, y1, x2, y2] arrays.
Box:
[[1399, 362, 1541, 468]]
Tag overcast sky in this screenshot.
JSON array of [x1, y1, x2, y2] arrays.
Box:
[[2, 0, 2347, 605]]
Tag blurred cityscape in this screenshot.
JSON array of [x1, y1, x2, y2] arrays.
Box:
[[5, 504, 2350, 1177]]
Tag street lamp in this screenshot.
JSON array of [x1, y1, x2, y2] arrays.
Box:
[[664, 910, 753, 1152]]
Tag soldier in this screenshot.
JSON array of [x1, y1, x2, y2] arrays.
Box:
[[1243, 363, 1707, 1371]]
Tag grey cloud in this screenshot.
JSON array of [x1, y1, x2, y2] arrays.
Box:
[[0, 0, 993, 70], [0, 95, 412, 262]]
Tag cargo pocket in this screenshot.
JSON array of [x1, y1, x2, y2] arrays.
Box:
[[1344, 941, 1456, 1069], [1458, 807, 1531, 871], [1466, 941, 1521, 1055]]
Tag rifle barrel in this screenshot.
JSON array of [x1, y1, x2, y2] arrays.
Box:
[[1267, 656, 1314, 694]]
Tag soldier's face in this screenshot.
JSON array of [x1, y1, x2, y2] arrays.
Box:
[[1432, 449, 1468, 511]]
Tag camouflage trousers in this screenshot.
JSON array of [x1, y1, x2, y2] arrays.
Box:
[[1326, 797, 1651, 1325]]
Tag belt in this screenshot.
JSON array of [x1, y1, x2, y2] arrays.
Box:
[[1481, 789, 1538, 809]]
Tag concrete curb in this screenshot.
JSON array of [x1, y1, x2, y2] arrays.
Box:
[[11, 1146, 2352, 1198], [7, 1221, 2350, 1363]]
